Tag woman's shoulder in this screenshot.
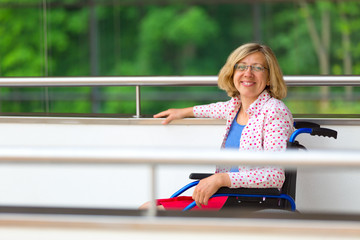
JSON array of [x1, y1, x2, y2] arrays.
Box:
[[263, 97, 292, 115], [265, 97, 288, 108]]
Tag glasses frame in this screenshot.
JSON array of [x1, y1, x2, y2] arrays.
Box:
[[234, 63, 269, 73]]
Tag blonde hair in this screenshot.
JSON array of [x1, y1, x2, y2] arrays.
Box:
[[218, 43, 287, 99]]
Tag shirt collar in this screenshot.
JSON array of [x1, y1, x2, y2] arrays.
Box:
[[233, 90, 271, 116]]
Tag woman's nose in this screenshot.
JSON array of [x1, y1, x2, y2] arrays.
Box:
[[244, 66, 253, 76]]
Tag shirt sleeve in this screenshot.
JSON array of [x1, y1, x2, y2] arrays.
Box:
[[226, 166, 286, 188], [263, 102, 294, 151], [193, 99, 233, 120]]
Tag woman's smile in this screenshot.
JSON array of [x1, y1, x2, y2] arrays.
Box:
[[241, 81, 255, 87]]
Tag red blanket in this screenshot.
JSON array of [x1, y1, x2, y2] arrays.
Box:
[[157, 196, 228, 211]]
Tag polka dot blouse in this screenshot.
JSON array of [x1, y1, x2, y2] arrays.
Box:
[[193, 90, 294, 189]]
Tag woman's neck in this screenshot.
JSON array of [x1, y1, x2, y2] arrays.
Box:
[[236, 96, 256, 125], [237, 105, 249, 125], [240, 97, 256, 113]]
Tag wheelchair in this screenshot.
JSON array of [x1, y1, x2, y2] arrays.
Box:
[[170, 121, 338, 212]]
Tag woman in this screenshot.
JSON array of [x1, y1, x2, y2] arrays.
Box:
[[141, 43, 294, 210]]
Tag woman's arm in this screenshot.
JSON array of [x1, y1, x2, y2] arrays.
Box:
[[193, 99, 233, 119], [225, 166, 285, 189], [192, 173, 231, 208], [154, 107, 194, 125], [154, 98, 233, 124]]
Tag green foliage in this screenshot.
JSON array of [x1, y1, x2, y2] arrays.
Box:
[[167, 7, 218, 45], [0, 1, 360, 115], [268, 4, 319, 75], [137, 5, 219, 75]]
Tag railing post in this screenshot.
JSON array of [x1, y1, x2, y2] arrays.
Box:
[[135, 85, 141, 118], [147, 164, 157, 217]]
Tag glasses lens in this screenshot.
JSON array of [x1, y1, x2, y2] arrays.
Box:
[[236, 64, 247, 71], [235, 64, 266, 72], [251, 64, 265, 72]]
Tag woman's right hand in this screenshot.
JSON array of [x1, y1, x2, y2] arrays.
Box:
[[153, 107, 194, 125]]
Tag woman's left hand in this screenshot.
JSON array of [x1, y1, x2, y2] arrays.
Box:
[[192, 173, 231, 208]]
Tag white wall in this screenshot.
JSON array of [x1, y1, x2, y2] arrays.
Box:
[[0, 117, 359, 213], [0, 118, 222, 209]]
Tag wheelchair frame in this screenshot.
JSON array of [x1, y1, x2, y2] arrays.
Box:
[[170, 121, 338, 211]]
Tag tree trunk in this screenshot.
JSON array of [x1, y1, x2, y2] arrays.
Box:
[[339, 5, 353, 101], [299, 1, 330, 110]]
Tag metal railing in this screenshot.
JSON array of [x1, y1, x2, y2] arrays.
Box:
[[1, 146, 360, 216], [1, 76, 360, 87], [0, 76, 359, 235], [1, 75, 360, 117]]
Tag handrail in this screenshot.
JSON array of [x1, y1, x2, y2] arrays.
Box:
[[0, 146, 359, 216], [0, 146, 359, 167], [1, 75, 359, 118], [0, 75, 360, 87], [0, 212, 359, 238], [1, 116, 360, 126]]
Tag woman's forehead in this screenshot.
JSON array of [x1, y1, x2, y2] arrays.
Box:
[[238, 51, 267, 64]]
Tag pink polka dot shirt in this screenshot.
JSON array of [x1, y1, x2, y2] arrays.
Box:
[[193, 90, 294, 189]]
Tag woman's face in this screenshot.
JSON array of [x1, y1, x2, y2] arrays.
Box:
[[233, 51, 269, 103]]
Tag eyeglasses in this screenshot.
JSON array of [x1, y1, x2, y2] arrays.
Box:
[[234, 63, 268, 72]]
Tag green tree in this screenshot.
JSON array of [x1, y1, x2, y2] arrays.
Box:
[[1, 1, 360, 115]]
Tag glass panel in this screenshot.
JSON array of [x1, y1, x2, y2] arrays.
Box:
[[140, 86, 228, 116], [0, 1, 359, 116], [285, 86, 360, 115]]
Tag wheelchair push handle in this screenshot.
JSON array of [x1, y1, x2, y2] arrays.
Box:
[[311, 127, 338, 139], [289, 127, 338, 143]]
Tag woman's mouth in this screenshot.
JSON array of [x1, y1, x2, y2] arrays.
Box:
[[241, 81, 255, 87]]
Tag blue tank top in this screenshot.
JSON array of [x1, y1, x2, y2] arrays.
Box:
[[224, 111, 245, 149], [224, 110, 245, 172]]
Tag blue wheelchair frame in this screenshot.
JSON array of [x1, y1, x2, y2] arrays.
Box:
[[170, 121, 337, 212]]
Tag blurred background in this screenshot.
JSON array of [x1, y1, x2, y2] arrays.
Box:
[[0, 0, 359, 116]]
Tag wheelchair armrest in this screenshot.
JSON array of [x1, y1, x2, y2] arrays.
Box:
[[189, 173, 213, 180], [189, 173, 281, 196], [216, 187, 281, 195], [294, 121, 320, 129]]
